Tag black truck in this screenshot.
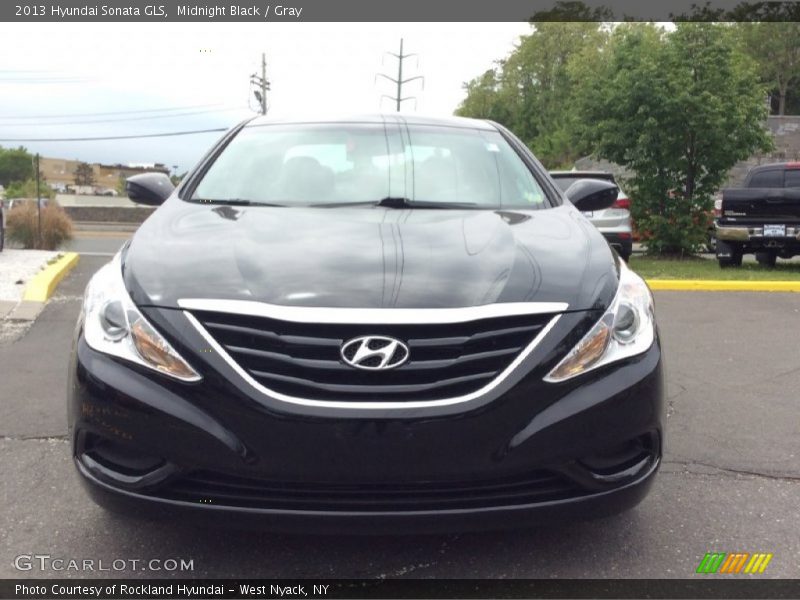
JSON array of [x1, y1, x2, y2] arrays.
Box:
[[716, 162, 800, 267]]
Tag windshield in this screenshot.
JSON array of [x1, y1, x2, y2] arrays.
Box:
[[189, 122, 550, 209]]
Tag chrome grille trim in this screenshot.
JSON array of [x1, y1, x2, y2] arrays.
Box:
[[181, 300, 564, 410], [178, 298, 568, 324]]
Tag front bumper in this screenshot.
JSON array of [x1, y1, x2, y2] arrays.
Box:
[[76, 453, 659, 534], [716, 223, 800, 248], [68, 315, 664, 533]]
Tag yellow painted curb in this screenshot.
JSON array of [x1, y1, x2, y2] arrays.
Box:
[[646, 279, 800, 292], [22, 252, 80, 302]]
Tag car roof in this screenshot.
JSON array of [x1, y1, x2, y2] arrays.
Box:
[[749, 161, 800, 172], [244, 113, 498, 131]]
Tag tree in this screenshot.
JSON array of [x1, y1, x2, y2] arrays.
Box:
[[672, 1, 800, 22], [529, 0, 612, 21], [456, 69, 512, 125], [5, 177, 54, 200], [0, 146, 34, 188], [73, 162, 95, 186], [456, 22, 608, 168], [781, 77, 800, 115], [735, 22, 800, 116], [170, 171, 188, 187], [574, 23, 772, 255], [115, 176, 127, 196]]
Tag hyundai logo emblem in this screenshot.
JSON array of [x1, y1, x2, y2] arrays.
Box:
[[340, 336, 410, 371]]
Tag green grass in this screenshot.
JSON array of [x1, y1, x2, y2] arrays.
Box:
[[629, 255, 800, 280], [45, 253, 64, 266]]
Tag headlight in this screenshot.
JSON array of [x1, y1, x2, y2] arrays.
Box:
[[545, 261, 655, 382], [82, 252, 201, 382]]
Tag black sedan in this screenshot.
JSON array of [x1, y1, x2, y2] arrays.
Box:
[[68, 114, 663, 533]]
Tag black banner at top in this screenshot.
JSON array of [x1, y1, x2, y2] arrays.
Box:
[[2, 0, 800, 22]]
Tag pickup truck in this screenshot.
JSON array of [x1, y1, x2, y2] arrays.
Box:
[[716, 162, 800, 267]]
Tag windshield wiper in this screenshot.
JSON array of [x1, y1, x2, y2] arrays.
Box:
[[311, 200, 381, 208], [400, 199, 480, 209], [376, 197, 482, 209], [192, 198, 285, 207], [311, 197, 480, 209]]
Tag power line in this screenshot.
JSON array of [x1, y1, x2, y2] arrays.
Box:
[[0, 77, 94, 84], [0, 103, 225, 120], [0, 128, 228, 142], [0, 106, 249, 127]]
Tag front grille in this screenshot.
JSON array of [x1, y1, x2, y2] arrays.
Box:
[[159, 469, 582, 511], [191, 309, 555, 402]]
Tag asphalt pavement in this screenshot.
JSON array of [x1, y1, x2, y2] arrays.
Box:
[[62, 228, 132, 256], [1, 254, 798, 579]]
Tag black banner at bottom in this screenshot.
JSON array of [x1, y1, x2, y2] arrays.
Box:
[[2, 579, 800, 600]]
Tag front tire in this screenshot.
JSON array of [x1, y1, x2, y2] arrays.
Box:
[[755, 251, 777, 268], [717, 240, 743, 268]]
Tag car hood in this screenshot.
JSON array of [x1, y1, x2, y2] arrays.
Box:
[[123, 199, 618, 312]]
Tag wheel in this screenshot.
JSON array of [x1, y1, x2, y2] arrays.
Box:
[[716, 240, 742, 268], [619, 251, 631, 262], [755, 251, 777, 268]]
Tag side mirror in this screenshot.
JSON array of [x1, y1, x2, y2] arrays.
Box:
[[565, 179, 619, 212], [126, 173, 174, 206]]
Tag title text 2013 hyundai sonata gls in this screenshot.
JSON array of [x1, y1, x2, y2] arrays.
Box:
[[68, 114, 663, 533]]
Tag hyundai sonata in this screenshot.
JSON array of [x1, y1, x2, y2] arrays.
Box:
[[68, 114, 663, 533]]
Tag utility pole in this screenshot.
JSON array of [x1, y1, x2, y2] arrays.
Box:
[[376, 38, 424, 112], [250, 53, 270, 115]]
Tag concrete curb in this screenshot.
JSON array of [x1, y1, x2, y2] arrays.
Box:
[[21, 252, 80, 303], [8, 301, 44, 321], [646, 279, 800, 292]]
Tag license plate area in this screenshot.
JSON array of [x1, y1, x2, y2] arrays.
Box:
[[763, 224, 786, 237]]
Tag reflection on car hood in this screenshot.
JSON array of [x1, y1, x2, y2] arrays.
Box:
[[123, 199, 618, 312]]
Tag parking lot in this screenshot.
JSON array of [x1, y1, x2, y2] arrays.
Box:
[[1, 251, 798, 579]]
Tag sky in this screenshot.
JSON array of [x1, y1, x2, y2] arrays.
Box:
[[0, 22, 531, 173]]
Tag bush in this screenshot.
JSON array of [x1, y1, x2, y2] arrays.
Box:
[[5, 178, 54, 200], [629, 186, 713, 256], [6, 201, 73, 250]]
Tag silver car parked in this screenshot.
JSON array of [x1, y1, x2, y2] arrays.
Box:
[[550, 171, 633, 261]]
